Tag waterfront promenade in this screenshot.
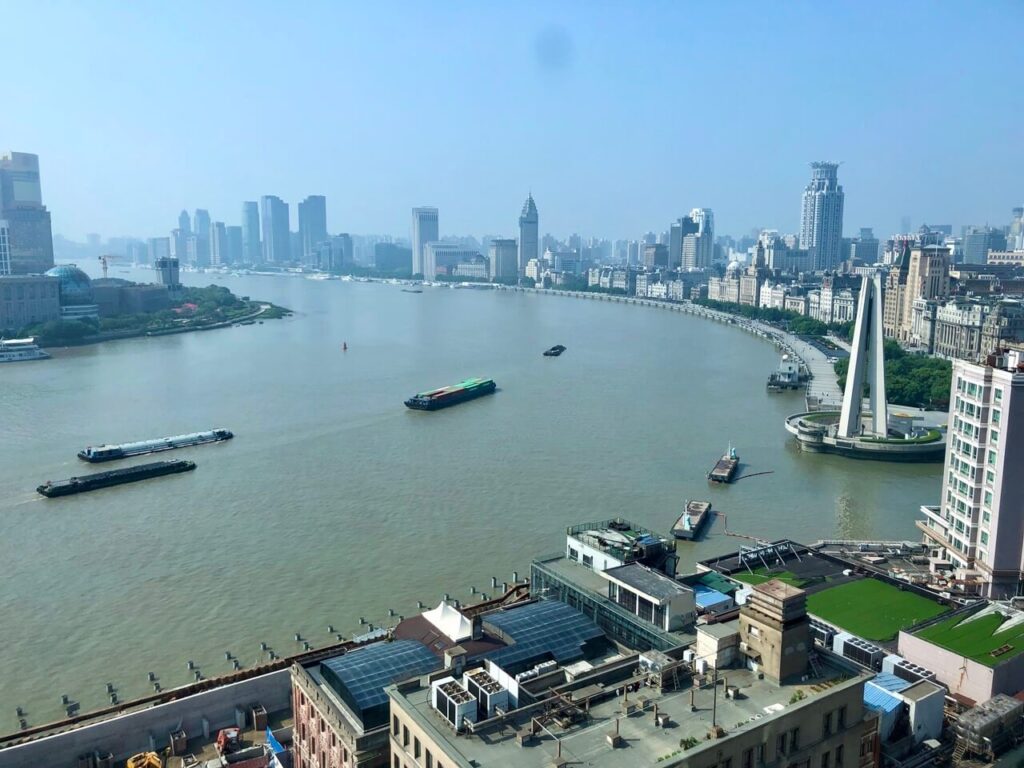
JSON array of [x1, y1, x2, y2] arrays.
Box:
[[511, 287, 844, 408]]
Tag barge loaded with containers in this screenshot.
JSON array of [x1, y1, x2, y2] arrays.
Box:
[[37, 460, 197, 498], [78, 428, 233, 462], [404, 377, 496, 411]]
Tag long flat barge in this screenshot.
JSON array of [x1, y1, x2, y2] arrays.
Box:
[[78, 428, 233, 462], [708, 445, 739, 483], [672, 500, 713, 540], [37, 460, 196, 498], [405, 377, 496, 411]]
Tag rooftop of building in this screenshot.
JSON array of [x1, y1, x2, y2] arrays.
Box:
[[389, 626, 867, 768], [911, 603, 1024, 668], [701, 541, 952, 645], [602, 563, 691, 602]]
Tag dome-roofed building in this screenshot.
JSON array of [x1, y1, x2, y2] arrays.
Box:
[[44, 264, 99, 319]]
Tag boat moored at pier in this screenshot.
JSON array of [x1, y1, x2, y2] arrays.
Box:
[[708, 445, 739, 483], [0, 338, 50, 363], [37, 460, 197, 498], [404, 377, 496, 411], [671, 500, 713, 540], [78, 429, 233, 462]]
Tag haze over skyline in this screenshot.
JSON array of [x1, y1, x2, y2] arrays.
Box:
[[5, 1, 1022, 241]]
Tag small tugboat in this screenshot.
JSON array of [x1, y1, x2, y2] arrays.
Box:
[[708, 444, 739, 484], [671, 500, 713, 540], [401, 288, 424, 293], [543, 344, 566, 357], [405, 377, 496, 411]]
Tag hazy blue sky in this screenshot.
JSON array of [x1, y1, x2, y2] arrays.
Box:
[[4, 1, 1022, 241]]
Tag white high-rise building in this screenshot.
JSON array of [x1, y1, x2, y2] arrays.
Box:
[[680, 208, 714, 270], [919, 351, 1024, 598], [799, 162, 845, 272], [411, 207, 439, 277], [518, 194, 538, 277]]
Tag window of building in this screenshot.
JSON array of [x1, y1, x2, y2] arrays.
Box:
[[777, 733, 788, 756], [837, 706, 846, 729], [568, 547, 578, 561], [393, 715, 400, 736], [426, 752, 433, 768], [983, 510, 991, 524], [722, 759, 732, 768], [984, 491, 993, 506], [993, 409, 1001, 425], [823, 711, 833, 736], [394, 756, 401, 768], [821, 752, 831, 768], [743, 747, 754, 768], [403, 725, 409, 748], [989, 450, 998, 466], [414, 737, 421, 759], [582, 554, 593, 567], [758, 744, 766, 765], [991, 430, 999, 444], [987, 470, 996, 485], [981, 531, 989, 545], [835, 745, 844, 767], [995, 388, 1003, 402], [790, 728, 800, 750]]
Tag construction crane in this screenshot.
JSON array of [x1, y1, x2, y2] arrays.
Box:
[[98, 255, 109, 278]]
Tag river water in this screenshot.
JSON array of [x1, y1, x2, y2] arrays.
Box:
[[0, 267, 942, 722]]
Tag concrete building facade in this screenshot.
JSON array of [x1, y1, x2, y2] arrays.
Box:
[[0, 274, 60, 332], [918, 350, 1024, 597], [242, 201, 261, 263], [488, 238, 518, 281], [299, 195, 329, 265], [261, 196, 291, 263], [517, 195, 538, 277]]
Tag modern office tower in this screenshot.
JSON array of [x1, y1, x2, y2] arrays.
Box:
[[126, 240, 148, 265], [680, 208, 714, 270], [177, 209, 192, 237], [799, 162, 845, 272], [411, 207, 439, 277], [626, 240, 639, 266], [170, 228, 187, 262], [298, 195, 328, 265], [848, 227, 880, 264], [669, 222, 682, 269], [489, 238, 518, 281], [518, 194, 538, 276], [919, 350, 1024, 598], [422, 243, 478, 280], [193, 209, 211, 265], [0, 220, 10, 275], [241, 201, 261, 263], [374, 242, 413, 273], [642, 243, 668, 269], [317, 234, 353, 272], [209, 221, 228, 266], [0, 152, 55, 274], [147, 237, 171, 263], [260, 196, 290, 263], [225, 226, 243, 265], [962, 226, 1008, 264]]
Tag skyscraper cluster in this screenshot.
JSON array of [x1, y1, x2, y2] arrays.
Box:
[[0, 151, 55, 275], [167, 194, 341, 270]]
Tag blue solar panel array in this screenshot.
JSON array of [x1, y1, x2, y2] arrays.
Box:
[[483, 600, 606, 670], [320, 639, 440, 717]]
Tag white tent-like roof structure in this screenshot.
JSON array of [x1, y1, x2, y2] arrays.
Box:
[[422, 601, 473, 643]]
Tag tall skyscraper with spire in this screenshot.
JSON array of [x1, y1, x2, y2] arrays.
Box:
[[799, 162, 844, 272], [518, 194, 538, 276]]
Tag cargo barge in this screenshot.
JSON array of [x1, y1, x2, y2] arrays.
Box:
[[78, 428, 233, 462], [671, 500, 713, 540], [708, 445, 739, 483], [37, 460, 196, 497], [404, 377, 496, 411]]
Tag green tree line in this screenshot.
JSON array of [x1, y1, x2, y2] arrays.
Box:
[[834, 340, 952, 408]]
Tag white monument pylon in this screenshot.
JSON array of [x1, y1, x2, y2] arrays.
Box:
[[838, 272, 888, 438]]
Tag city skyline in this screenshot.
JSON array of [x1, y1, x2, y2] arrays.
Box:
[[3, 2, 1021, 240]]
